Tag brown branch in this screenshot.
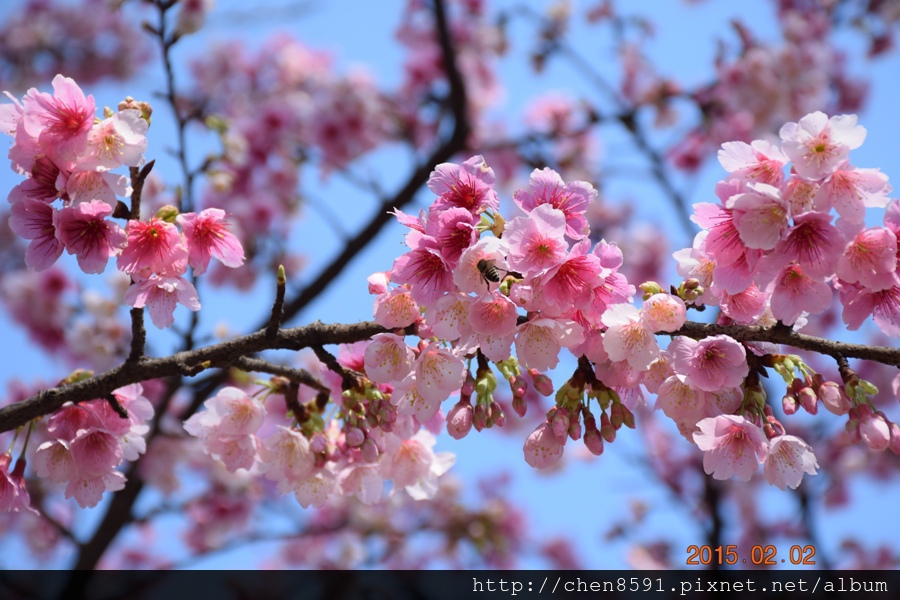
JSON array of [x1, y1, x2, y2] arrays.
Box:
[[0, 320, 396, 434], [266, 265, 287, 340], [231, 356, 330, 395]]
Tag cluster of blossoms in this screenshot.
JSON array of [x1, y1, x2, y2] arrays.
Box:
[[1, 75, 245, 327], [28, 384, 153, 508], [184, 380, 454, 507]]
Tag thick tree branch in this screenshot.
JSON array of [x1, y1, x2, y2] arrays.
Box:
[[0, 321, 396, 434]]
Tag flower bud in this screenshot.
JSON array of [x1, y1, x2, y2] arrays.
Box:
[[583, 428, 604, 456], [818, 381, 851, 415], [447, 399, 474, 440], [473, 404, 488, 432], [798, 387, 818, 415], [550, 409, 569, 438], [345, 427, 365, 448], [489, 402, 506, 428], [529, 370, 554, 397], [782, 394, 798, 415], [310, 434, 327, 454], [512, 394, 527, 417], [360, 438, 379, 462], [610, 402, 625, 429], [600, 411, 616, 443]]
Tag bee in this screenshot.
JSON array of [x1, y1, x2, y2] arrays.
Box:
[[476, 258, 507, 290]]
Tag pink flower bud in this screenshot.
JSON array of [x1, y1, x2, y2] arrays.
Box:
[[889, 423, 900, 455], [510, 374, 528, 397], [523, 422, 565, 469], [621, 405, 636, 429], [360, 438, 379, 462], [462, 373, 476, 396], [798, 387, 818, 415], [782, 394, 799, 415], [489, 402, 506, 428], [345, 427, 365, 448], [859, 410, 891, 451], [512, 394, 527, 417], [818, 381, 851, 415], [529, 369, 554, 397], [473, 404, 488, 432], [309, 434, 327, 454], [447, 400, 474, 440], [583, 429, 604, 456], [550, 409, 569, 438], [600, 411, 616, 443], [568, 412, 582, 441], [610, 403, 624, 429]]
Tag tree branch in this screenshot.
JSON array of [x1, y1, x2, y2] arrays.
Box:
[[0, 320, 399, 434]]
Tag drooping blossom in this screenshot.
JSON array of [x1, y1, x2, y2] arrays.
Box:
[[523, 422, 565, 469], [540, 239, 603, 313], [693, 415, 767, 481], [763, 435, 819, 490], [835, 225, 897, 291], [515, 317, 584, 372], [380, 430, 454, 500], [726, 183, 790, 250], [373, 286, 420, 328], [123, 273, 201, 328], [759, 261, 832, 325], [717, 139, 788, 187], [0, 454, 37, 514], [414, 342, 466, 405], [641, 293, 686, 332], [772, 211, 844, 278], [390, 233, 454, 306], [838, 281, 900, 336], [56, 200, 126, 274], [814, 164, 891, 224], [8, 198, 63, 270]]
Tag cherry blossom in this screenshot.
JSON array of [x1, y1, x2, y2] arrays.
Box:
[[693, 415, 767, 481], [763, 435, 819, 490]]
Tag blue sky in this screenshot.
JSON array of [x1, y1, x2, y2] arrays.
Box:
[[1, 0, 899, 569]]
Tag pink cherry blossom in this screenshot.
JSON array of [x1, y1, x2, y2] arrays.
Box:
[[427, 154, 499, 215], [761, 262, 832, 325], [0, 454, 37, 514], [836, 226, 897, 291], [7, 155, 61, 204], [693, 415, 767, 481], [391, 374, 442, 424], [669, 335, 748, 393], [184, 386, 265, 438], [726, 183, 790, 250], [69, 429, 122, 478], [8, 198, 63, 270], [779, 111, 866, 180], [123, 274, 200, 329], [33, 440, 76, 484], [717, 282, 768, 323], [838, 281, 900, 336], [656, 375, 706, 424], [22, 74, 95, 161], [177, 208, 245, 275], [390, 233, 454, 306], [426, 206, 478, 269], [540, 239, 603, 312], [293, 470, 336, 508], [763, 435, 819, 490], [423, 292, 472, 340], [814, 165, 891, 224], [453, 236, 509, 295], [79, 109, 148, 170], [117, 217, 188, 276], [65, 471, 126, 509], [258, 426, 315, 493], [601, 304, 658, 371], [503, 203, 568, 277], [364, 333, 414, 384], [56, 200, 126, 274], [515, 317, 584, 372], [60, 169, 129, 208], [381, 430, 454, 500], [691, 203, 746, 268], [523, 422, 565, 469], [373, 286, 420, 328], [717, 139, 788, 186], [414, 342, 466, 405], [641, 293, 686, 332], [781, 174, 820, 214], [772, 211, 844, 278], [467, 291, 518, 337], [512, 167, 595, 239]]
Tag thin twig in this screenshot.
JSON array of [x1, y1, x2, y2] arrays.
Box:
[[266, 266, 287, 339]]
